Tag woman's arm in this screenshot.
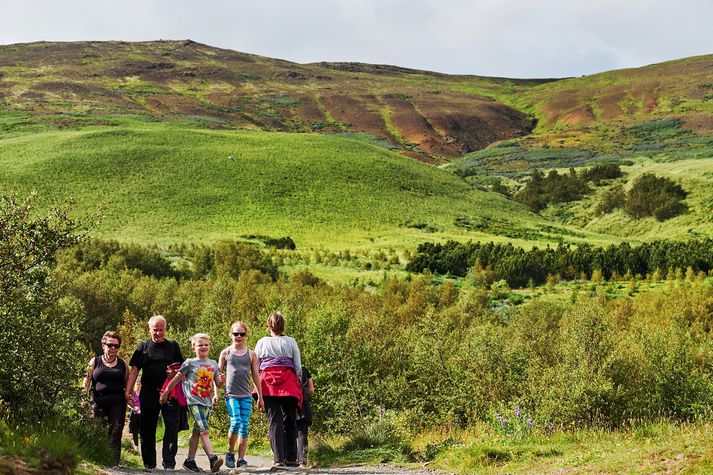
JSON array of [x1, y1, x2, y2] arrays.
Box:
[[82, 357, 95, 397], [291, 338, 302, 379]]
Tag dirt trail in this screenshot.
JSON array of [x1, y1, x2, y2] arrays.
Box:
[[102, 443, 445, 475]]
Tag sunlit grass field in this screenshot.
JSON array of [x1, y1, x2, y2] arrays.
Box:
[[0, 117, 619, 250]]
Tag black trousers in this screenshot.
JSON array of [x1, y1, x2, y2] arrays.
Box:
[[93, 400, 126, 465], [139, 398, 180, 469], [264, 396, 298, 463], [296, 419, 310, 465]]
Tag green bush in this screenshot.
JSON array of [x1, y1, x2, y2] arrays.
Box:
[[0, 191, 87, 420], [624, 173, 688, 221]]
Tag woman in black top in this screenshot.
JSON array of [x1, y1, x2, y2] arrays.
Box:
[[83, 330, 128, 465]]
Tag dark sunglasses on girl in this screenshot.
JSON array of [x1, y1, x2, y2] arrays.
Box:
[[232, 332, 247, 337], [105, 343, 120, 349]]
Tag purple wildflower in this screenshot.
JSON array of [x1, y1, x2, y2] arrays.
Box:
[[526, 418, 533, 428], [500, 418, 507, 426], [514, 406, 521, 416]]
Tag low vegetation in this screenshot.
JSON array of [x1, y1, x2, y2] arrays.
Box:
[[405, 238, 712, 287]]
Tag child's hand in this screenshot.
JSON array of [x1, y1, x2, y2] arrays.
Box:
[[212, 394, 219, 406], [257, 397, 265, 412], [159, 392, 167, 405], [216, 372, 225, 386]]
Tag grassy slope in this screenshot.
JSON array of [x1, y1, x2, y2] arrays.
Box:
[[314, 422, 713, 474], [2, 118, 613, 249]]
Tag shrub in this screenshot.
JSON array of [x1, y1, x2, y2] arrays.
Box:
[[624, 173, 688, 221], [596, 185, 625, 215], [0, 191, 87, 420], [583, 163, 623, 182]]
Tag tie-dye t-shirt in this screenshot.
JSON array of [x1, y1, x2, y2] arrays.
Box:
[[178, 357, 219, 407]]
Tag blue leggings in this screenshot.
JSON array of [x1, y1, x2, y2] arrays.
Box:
[[226, 397, 253, 438]]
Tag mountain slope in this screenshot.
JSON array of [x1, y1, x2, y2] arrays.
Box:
[[0, 40, 538, 163]]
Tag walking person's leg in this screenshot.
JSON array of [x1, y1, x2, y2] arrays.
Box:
[[282, 397, 298, 465], [107, 401, 127, 465], [139, 404, 159, 469], [296, 420, 309, 466], [161, 400, 181, 469], [237, 397, 253, 462], [264, 396, 285, 464]]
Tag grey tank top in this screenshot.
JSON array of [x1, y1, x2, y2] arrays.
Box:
[[225, 349, 252, 398]]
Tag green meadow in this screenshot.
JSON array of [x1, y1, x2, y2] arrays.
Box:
[[0, 116, 620, 250]]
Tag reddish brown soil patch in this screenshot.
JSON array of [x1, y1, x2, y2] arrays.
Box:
[[321, 93, 392, 140], [683, 113, 713, 134], [382, 94, 459, 157], [596, 87, 627, 119], [32, 81, 95, 97], [293, 94, 328, 124], [413, 92, 533, 155]]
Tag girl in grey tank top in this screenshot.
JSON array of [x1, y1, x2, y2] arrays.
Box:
[[218, 321, 264, 468], [225, 350, 252, 398]]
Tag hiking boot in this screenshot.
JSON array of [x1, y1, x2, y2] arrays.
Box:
[[225, 451, 236, 468], [182, 459, 201, 473], [238, 458, 249, 467], [209, 455, 223, 473]]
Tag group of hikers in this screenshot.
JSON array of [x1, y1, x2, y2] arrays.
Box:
[[82, 312, 314, 472]]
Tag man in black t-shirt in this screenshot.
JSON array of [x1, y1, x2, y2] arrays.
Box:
[[126, 315, 184, 471]]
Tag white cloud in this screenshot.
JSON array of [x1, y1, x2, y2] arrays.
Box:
[[0, 0, 711, 77]]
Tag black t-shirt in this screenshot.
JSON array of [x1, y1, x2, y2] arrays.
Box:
[[129, 339, 184, 396]]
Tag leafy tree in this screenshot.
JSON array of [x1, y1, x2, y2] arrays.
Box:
[[624, 173, 688, 221], [0, 191, 88, 420]]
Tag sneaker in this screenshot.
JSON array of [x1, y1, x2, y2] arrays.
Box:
[[209, 455, 223, 473], [225, 452, 236, 469], [182, 459, 201, 473], [271, 462, 287, 471], [238, 459, 248, 467], [298, 463, 308, 469]]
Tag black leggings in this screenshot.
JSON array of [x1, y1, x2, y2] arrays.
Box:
[[93, 400, 126, 465], [264, 396, 298, 463]]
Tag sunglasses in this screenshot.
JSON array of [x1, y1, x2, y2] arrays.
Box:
[[105, 343, 120, 349], [232, 332, 247, 337]]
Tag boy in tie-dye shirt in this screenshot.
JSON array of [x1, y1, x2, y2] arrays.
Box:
[[161, 333, 224, 472]]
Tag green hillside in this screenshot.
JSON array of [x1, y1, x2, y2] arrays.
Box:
[[1, 41, 711, 248], [2, 117, 613, 249]]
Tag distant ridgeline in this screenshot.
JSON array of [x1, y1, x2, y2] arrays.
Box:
[[405, 239, 713, 288]]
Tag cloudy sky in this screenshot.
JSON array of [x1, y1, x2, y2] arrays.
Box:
[[1, 0, 711, 78]]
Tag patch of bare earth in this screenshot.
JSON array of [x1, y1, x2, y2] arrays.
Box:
[[413, 92, 534, 156], [321, 93, 394, 142]]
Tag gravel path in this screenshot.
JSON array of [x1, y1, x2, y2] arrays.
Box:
[[100, 444, 446, 475]]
